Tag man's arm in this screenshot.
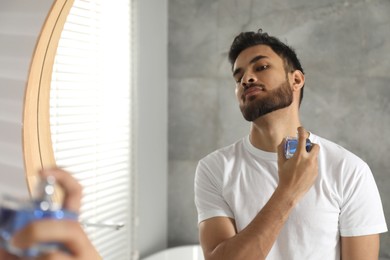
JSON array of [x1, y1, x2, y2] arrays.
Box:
[[200, 187, 299, 260], [341, 235, 380, 260], [199, 127, 320, 260]]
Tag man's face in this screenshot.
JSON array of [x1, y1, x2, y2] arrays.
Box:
[[232, 45, 293, 121]]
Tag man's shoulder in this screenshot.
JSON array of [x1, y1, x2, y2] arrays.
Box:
[[312, 134, 368, 168]]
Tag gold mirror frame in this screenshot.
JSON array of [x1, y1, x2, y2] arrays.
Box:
[[23, 0, 74, 196]]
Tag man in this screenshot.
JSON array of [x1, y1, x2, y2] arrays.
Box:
[[194, 29, 387, 259], [0, 168, 101, 260]]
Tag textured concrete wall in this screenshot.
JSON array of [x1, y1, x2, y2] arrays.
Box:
[[168, 0, 390, 258]]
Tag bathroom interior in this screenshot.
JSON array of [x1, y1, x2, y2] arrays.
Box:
[[0, 0, 389, 259]]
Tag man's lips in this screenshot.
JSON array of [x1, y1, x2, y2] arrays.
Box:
[[242, 85, 265, 99]]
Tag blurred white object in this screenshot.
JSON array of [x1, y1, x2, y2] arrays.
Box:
[[142, 245, 204, 260]]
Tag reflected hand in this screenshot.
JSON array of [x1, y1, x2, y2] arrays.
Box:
[[1, 168, 102, 260]]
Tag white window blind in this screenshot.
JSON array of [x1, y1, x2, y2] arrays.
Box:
[[50, 0, 134, 259]]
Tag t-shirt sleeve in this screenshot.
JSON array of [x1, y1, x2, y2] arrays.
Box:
[[339, 162, 388, 236], [194, 158, 234, 224]]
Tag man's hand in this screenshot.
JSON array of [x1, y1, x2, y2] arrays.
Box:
[[276, 127, 320, 204], [0, 168, 102, 260]]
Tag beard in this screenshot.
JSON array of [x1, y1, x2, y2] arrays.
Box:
[[239, 79, 293, 122]]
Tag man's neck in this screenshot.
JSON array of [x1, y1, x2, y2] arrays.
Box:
[[249, 108, 302, 152]]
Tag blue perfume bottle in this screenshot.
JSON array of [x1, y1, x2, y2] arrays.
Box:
[[0, 176, 78, 258], [284, 137, 312, 159]]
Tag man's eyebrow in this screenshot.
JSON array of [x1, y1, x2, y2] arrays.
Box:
[[232, 55, 269, 77], [250, 55, 268, 64]]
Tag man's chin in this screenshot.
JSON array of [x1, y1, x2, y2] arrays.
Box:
[[241, 109, 273, 122], [241, 104, 290, 122]]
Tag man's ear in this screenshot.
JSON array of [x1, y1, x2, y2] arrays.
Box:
[[291, 70, 305, 91]]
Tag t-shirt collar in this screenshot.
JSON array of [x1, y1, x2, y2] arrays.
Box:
[[243, 132, 316, 161]]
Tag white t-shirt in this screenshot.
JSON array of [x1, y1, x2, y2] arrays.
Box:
[[195, 133, 387, 259]]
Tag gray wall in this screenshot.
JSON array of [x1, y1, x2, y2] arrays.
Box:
[[168, 0, 390, 258]]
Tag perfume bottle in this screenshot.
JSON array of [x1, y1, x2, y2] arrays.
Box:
[[0, 176, 78, 258], [284, 137, 312, 159]]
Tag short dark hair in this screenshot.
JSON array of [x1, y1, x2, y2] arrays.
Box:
[[228, 29, 305, 105]]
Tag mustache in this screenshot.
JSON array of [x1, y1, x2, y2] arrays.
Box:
[[242, 83, 266, 99], [243, 83, 265, 91]]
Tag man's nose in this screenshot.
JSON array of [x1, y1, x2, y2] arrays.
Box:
[[241, 72, 256, 89]]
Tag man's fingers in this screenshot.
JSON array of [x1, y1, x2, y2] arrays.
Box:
[[40, 168, 82, 213], [12, 220, 87, 254], [309, 143, 320, 157], [36, 252, 73, 260], [296, 127, 307, 154], [0, 250, 20, 260]]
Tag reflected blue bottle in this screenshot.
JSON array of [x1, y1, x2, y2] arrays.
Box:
[[0, 176, 78, 258]]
